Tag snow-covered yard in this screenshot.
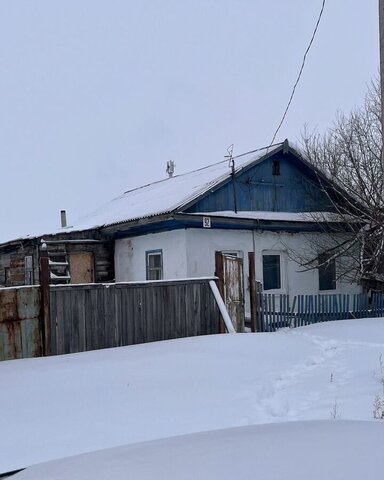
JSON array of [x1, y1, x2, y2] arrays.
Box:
[[3, 318, 384, 478]]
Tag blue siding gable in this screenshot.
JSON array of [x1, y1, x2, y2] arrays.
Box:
[[184, 151, 337, 214]]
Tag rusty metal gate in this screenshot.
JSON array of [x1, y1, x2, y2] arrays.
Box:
[[215, 252, 245, 332], [0, 287, 43, 360]]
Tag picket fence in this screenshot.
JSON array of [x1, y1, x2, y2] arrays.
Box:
[[256, 292, 384, 332]]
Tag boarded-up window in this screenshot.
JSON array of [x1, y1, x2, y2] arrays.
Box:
[[146, 250, 163, 280], [318, 254, 336, 291], [262, 254, 281, 290], [24, 255, 34, 285], [69, 252, 94, 284]]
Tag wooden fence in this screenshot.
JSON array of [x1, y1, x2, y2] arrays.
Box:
[[256, 292, 384, 332], [50, 278, 221, 355], [0, 278, 221, 360]]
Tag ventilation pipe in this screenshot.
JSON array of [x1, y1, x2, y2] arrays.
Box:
[[60, 210, 67, 228]]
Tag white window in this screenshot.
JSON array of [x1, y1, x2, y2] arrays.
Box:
[[146, 250, 163, 280]]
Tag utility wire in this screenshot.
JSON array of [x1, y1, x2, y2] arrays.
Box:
[[227, 1, 326, 167], [269, 0, 326, 146], [232, 142, 282, 160]]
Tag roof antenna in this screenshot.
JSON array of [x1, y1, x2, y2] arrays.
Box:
[[224, 144, 238, 214], [166, 160, 175, 178], [225, 144, 234, 169]]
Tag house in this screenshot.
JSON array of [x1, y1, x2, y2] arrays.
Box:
[[0, 140, 362, 325]]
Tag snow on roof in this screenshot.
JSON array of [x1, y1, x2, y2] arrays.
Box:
[[0, 145, 279, 245], [4, 140, 340, 244], [69, 144, 283, 231]]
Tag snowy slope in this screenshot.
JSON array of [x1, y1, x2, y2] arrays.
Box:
[[2, 318, 384, 474], [13, 421, 384, 480]]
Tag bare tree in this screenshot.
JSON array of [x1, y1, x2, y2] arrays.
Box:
[[300, 79, 384, 286]]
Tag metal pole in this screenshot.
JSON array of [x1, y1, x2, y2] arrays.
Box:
[[225, 144, 238, 214], [379, 0, 384, 173]]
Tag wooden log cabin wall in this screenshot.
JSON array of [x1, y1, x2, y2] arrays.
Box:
[[0, 229, 114, 287]]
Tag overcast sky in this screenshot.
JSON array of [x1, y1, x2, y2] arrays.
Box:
[[0, 0, 379, 242]]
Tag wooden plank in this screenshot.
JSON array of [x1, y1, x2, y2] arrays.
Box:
[[104, 285, 116, 348], [308, 295, 313, 325], [56, 288, 66, 355], [134, 287, 145, 345], [87, 288, 97, 350], [184, 283, 193, 337], [77, 288, 86, 352], [50, 290, 58, 355], [69, 289, 79, 353], [175, 284, 183, 338], [144, 285, 155, 343], [155, 284, 165, 340], [114, 287, 123, 346], [125, 285, 133, 345], [268, 294, 273, 332], [214, 251, 225, 333], [192, 283, 200, 336], [263, 294, 268, 332]]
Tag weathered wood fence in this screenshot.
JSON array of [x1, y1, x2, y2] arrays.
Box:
[[0, 278, 221, 360], [50, 279, 221, 355], [256, 292, 384, 332]]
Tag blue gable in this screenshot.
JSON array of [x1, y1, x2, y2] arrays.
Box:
[[184, 151, 336, 214]]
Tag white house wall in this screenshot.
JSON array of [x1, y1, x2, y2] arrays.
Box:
[[115, 229, 188, 282], [115, 228, 361, 317], [185, 229, 360, 311]]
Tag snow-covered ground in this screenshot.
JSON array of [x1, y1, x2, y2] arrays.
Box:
[[3, 318, 384, 477], [12, 421, 384, 480]]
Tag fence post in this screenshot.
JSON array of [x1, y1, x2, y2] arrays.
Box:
[[40, 242, 51, 356], [248, 252, 257, 332]]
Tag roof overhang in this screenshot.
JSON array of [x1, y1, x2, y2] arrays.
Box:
[[101, 211, 356, 239]]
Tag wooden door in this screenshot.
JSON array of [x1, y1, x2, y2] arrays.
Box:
[[69, 252, 95, 284], [215, 251, 245, 332]]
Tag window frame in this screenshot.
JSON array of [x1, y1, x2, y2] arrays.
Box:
[[262, 251, 283, 292], [221, 250, 243, 259], [318, 253, 336, 291], [145, 249, 163, 281]]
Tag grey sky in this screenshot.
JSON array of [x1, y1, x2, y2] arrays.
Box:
[[0, 0, 378, 242]]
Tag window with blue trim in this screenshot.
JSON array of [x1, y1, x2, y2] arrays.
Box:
[[262, 254, 281, 290], [146, 250, 163, 280]]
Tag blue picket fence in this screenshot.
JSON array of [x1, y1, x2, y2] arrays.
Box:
[[256, 292, 384, 332]]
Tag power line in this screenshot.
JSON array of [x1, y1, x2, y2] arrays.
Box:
[[226, 1, 326, 167], [232, 142, 282, 160], [269, 0, 326, 146]]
